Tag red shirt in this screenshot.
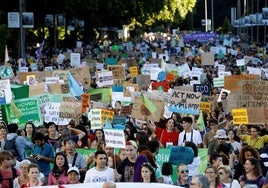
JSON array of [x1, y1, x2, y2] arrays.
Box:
[[155, 127, 179, 147]]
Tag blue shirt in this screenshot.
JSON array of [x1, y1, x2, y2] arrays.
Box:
[[32, 143, 55, 176]]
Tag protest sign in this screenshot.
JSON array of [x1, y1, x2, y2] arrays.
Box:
[[193, 84, 211, 96], [123, 82, 139, 97], [131, 96, 164, 122], [151, 81, 170, 92], [107, 65, 126, 80], [201, 52, 215, 65], [169, 90, 201, 115], [101, 109, 114, 123], [88, 88, 110, 103], [105, 58, 118, 65], [96, 71, 114, 87], [43, 102, 71, 125], [47, 83, 62, 94], [70, 53, 81, 67], [81, 93, 89, 113], [136, 74, 151, 90], [2, 98, 42, 127], [0, 79, 12, 104], [52, 70, 68, 83], [168, 146, 194, 165], [224, 74, 259, 92], [200, 102, 211, 114], [89, 109, 102, 129], [126, 58, 137, 67], [129, 66, 138, 77], [213, 77, 224, 87], [177, 63, 191, 78], [69, 66, 91, 90], [104, 129, 125, 148], [232, 108, 248, 124], [29, 82, 46, 97], [59, 96, 82, 119]]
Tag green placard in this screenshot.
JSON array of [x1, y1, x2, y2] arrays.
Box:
[[1, 98, 43, 128]]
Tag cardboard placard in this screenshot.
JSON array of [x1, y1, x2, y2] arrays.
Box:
[[224, 74, 259, 92], [18, 71, 52, 84], [126, 58, 137, 67], [107, 65, 126, 80], [136, 75, 151, 91], [200, 102, 211, 114], [201, 52, 215, 65], [123, 82, 139, 97], [48, 83, 62, 94], [29, 82, 46, 97], [169, 90, 201, 115], [131, 96, 164, 122], [69, 66, 91, 90], [59, 97, 82, 119]]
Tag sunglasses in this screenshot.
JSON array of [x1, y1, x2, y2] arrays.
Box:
[[179, 169, 189, 174]]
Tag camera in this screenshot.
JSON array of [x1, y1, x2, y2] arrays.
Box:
[[53, 169, 61, 179]]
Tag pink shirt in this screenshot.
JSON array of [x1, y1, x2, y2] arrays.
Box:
[[48, 171, 69, 185]]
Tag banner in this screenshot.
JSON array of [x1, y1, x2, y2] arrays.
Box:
[[169, 90, 201, 115]]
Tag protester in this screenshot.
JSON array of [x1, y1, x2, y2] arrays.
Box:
[[84, 150, 114, 183], [0, 125, 7, 151], [90, 129, 105, 149], [0, 150, 20, 188], [141, 162, 157, 183], [5, 123, 33, 161], [115, 140, 138, 182], [32, 132, 54, 185], [205, 165, 224, 188], [190, 174, 210, 188], [65, 140, 87, 181], [178, 116, 202, 148], [23, 163, 42, 187], [161, 162, 173, 184], [67, 166, 80, 184], [148, 118, 179, 147], [239, 157, 265, 188], [48, 152, 69, 185], [45, 122, 61, 147], [217, 165, 240, 188], [174, 164, 191, 187], [13, 160, 32, 188]]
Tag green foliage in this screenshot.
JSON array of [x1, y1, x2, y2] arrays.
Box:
[[221, 17, 232, 34], [0, 24, 11, 59]]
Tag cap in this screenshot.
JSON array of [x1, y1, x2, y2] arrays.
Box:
[[214, 129, 227, 139], [67, 166, 80, 176]]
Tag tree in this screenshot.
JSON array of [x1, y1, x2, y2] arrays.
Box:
[[220, 17, 232, 34]]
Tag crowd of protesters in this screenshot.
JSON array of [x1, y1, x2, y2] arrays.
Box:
[[1, 31, 268, 188]]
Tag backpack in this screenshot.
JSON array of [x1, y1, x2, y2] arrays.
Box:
[[4, 135, 18, 155], [0, 167, 18, 188]]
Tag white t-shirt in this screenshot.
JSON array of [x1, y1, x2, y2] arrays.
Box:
[[223, 179, 241, 188], [84, 167, 114, 183], [178, 129, 202, 146], [187, 156, 201, 177]]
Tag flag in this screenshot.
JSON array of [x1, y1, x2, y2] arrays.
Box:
[[141, 93, 157, 114], [196, 110, 205, 131], [10, 101, 22, 119], [35, 40, 45, 59], [68, 71, 83, 99], [4, 45, 9, 65], [105, 115, 112, 129]]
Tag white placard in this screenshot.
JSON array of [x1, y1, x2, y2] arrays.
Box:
[[236, 59, 245, 66], [104, 129, 126, 148], [43, 102, 71, 125], [96, 71, 114, 87], [70, 53, 81, 67]]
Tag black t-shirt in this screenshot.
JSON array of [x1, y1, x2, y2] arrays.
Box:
[[117, 157, 135, 182]]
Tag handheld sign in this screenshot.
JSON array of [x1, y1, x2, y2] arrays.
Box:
[[104, 129, 125, 148], [169, 146, 194, 165]]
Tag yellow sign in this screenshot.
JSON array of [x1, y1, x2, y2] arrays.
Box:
[[232, 108, 248, 124], [129, 66, 138, 77], [101, 109, 114, 123], [200, 102, 211, 114]]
